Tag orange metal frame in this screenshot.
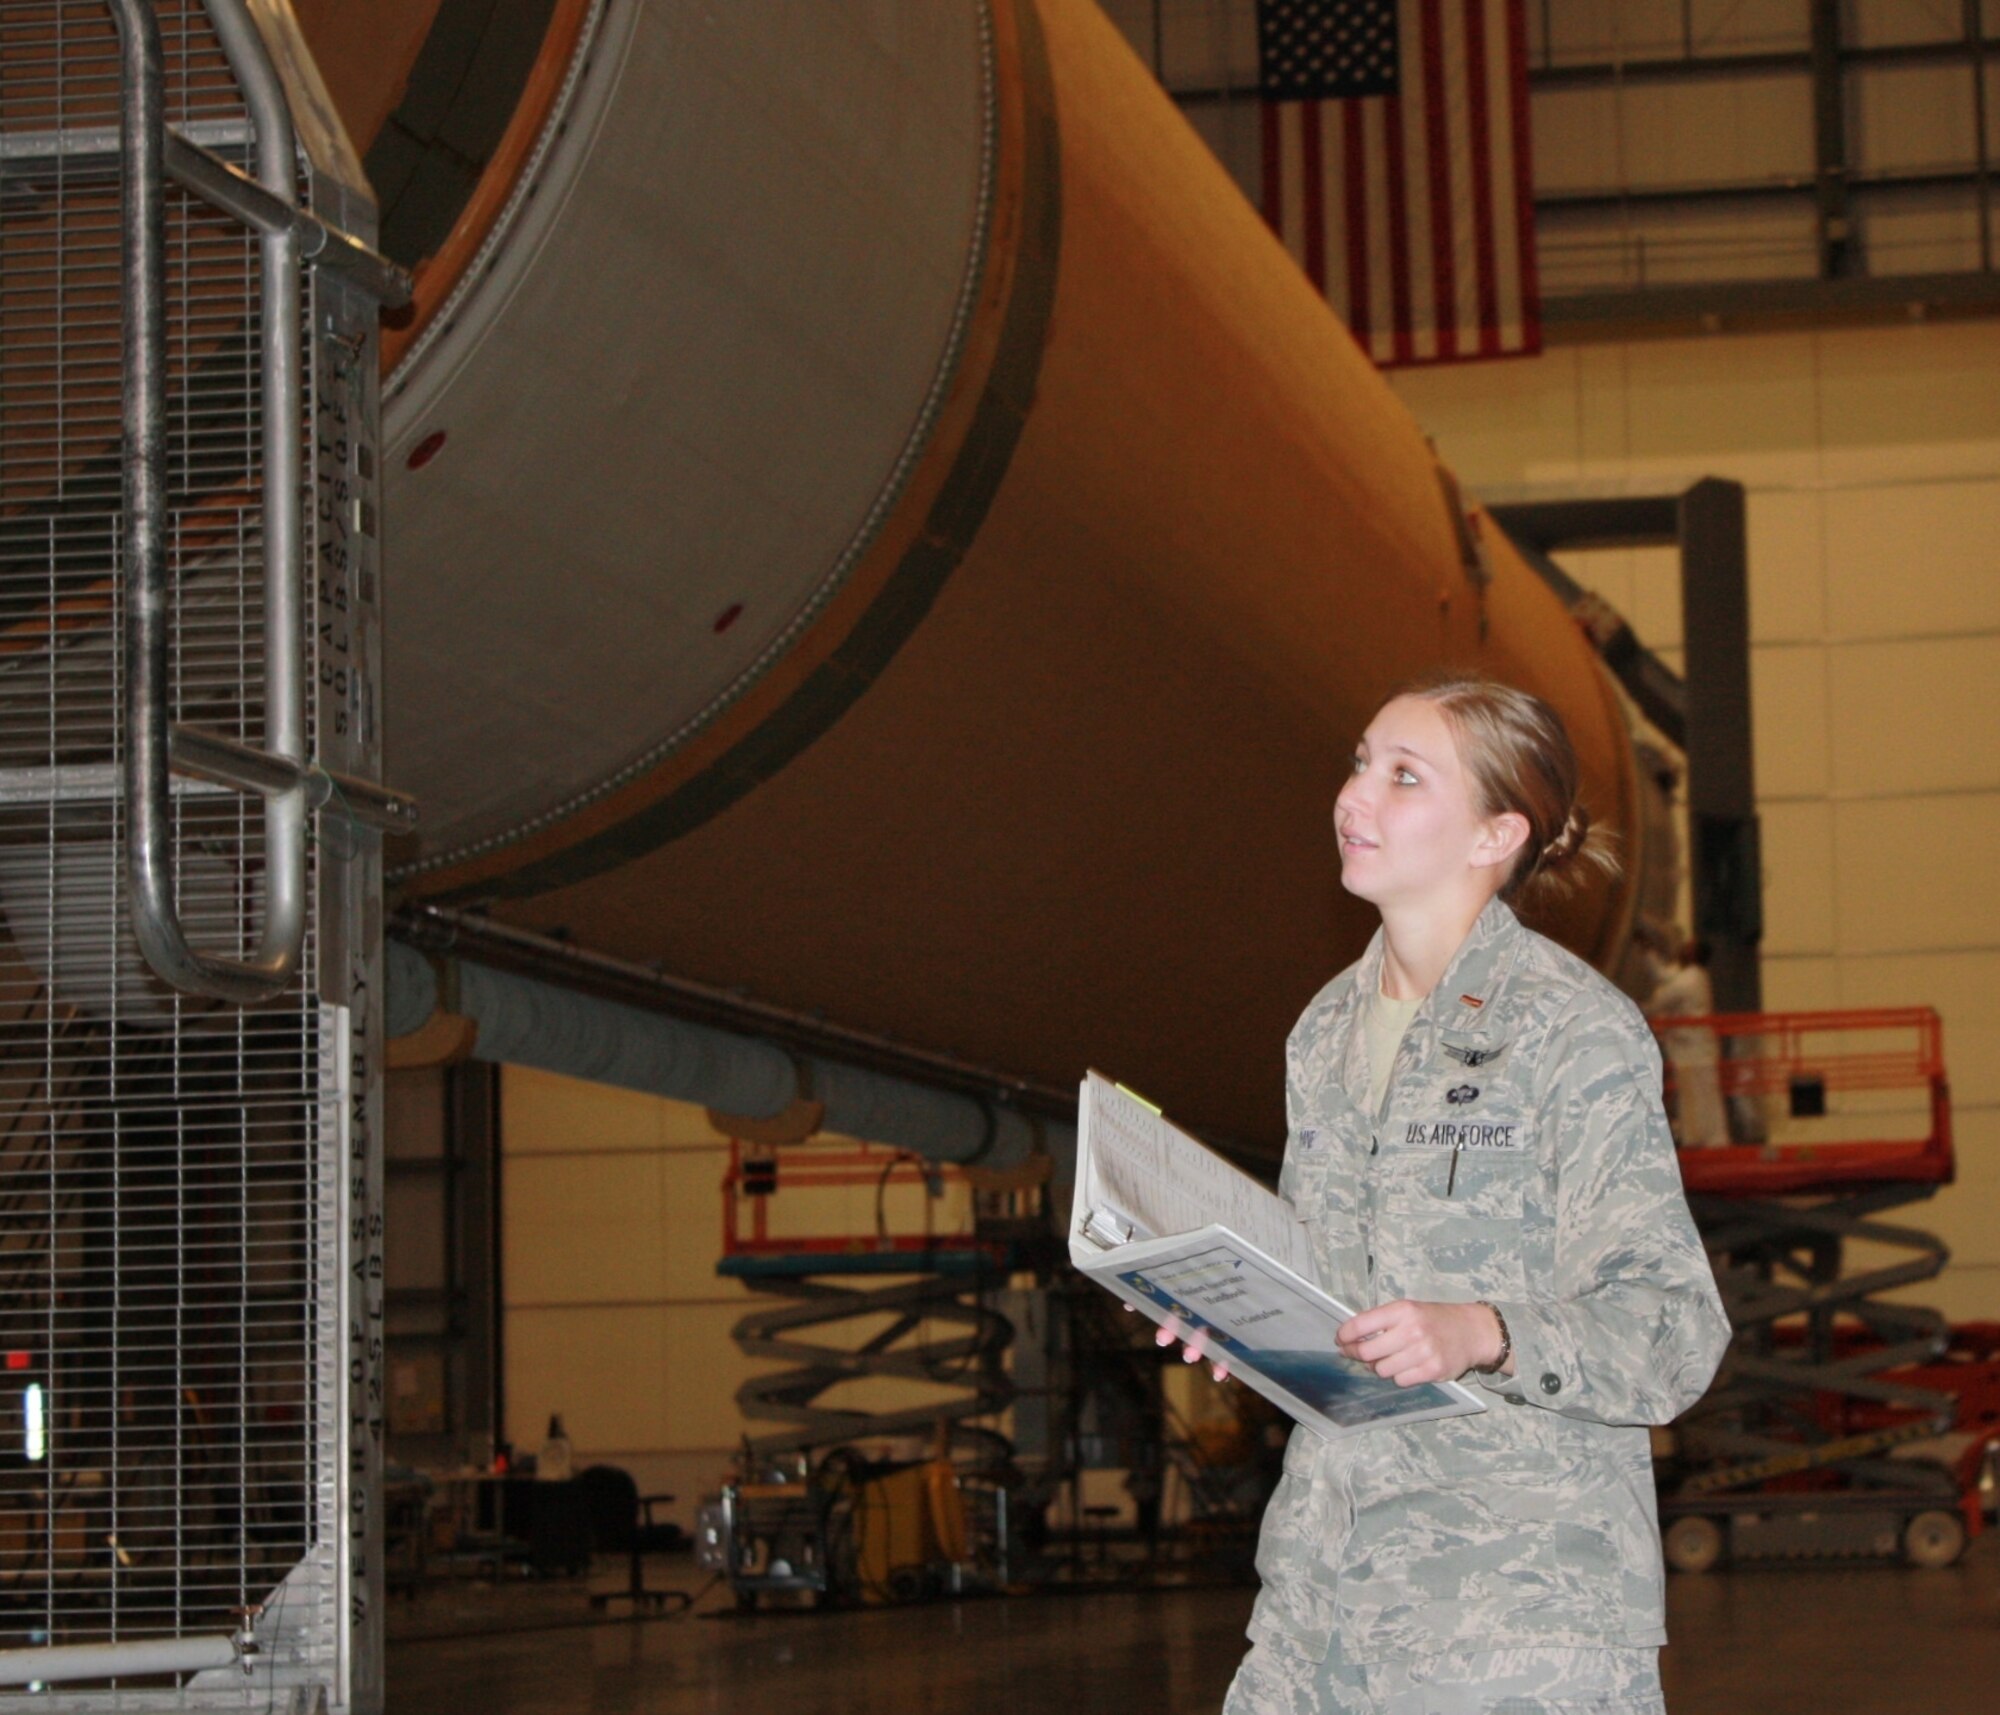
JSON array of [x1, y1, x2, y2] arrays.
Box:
[[1654, 1006, 1951, 1196], [719, 1140, 1004, 1264]]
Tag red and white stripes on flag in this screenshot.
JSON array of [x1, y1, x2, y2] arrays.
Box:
[[1259, 0, 1540, 367]]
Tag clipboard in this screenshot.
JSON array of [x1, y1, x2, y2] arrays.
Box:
[[1071, 1072, 1485, 1439]]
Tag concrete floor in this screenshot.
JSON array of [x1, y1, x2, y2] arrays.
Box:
[[387, 1535, 2000, 1714]]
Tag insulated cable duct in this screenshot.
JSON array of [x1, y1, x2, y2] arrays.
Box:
[[386, 940, 1073, 1175]]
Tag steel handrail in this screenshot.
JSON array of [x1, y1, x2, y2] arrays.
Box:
[[115, 0, 306, 1003]]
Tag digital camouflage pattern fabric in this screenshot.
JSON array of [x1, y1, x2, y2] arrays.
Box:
[[1243, 898, 1730, 1671], [1224, 1630, 1667, 1715]]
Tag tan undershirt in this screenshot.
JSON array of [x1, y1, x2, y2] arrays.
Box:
[[1364, 981, 1424, 1119]]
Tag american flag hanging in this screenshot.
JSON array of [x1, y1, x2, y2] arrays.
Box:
[[1255, 0, 1541, 367]]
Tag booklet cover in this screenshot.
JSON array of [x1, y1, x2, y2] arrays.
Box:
[[1071, 1072, 1484, 1439]]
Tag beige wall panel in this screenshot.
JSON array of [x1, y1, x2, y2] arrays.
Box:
[[1623, 544, 1684, 650], [1838, 952, 2000, 1109], [1602, 336, 1824, 489], [656, 1145, 732, 1301], [1850, 64, 1981, 172], [1388, 349, 1585, 489], [1751, 645, 1831, 802], [1545, 204, 1818, 294], [505, 1064, 664, 1154], [1550, 548, 1637, 619], [1833, 794, 2000, 954], [1535, 0, 1805, 61], [657, 1300, 795, 1450], [1846, 3, 1963, 50], [1532, 77, 1812, 195], [1759, 955, 1842, 1012], [1746, 489, 1826, 645], [1757, 799, 1837, 956], [1897, 1266, 2000, 1326], [1822, 478, 2000, 641], [504, 1150, 668, 1306], [505, 1306, 670, 1455], [1817, 322, 2000, 484], [1858, 199, 1984, 278], [660, 1099, 729, 1147], [1827, 637, 2000, 799], [1547, 543, 1681, 651]]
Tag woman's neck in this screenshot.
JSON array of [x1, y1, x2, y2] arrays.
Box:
[[1376, 890, 1496, 1000]]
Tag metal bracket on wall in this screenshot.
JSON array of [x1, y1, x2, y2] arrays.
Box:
[[1489, 479, 1762, 1014]]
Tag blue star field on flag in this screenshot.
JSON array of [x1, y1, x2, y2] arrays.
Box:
[[1256, 0, 1401, 102]]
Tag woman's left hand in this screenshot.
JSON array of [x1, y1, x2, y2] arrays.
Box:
[[1336, 1299, 1506, 1385]]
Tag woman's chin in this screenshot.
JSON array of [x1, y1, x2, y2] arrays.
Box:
[[1337, 866, 1378, 903]]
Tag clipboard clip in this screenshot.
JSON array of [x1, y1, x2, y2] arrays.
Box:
[[1078, 1206, 1135, 1251]]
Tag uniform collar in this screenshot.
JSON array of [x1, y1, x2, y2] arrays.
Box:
[[1349, 895, 1526, 1036], [1424, 895, 1526, 1033]]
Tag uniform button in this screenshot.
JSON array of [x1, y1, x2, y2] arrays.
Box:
[[1365, 1253, 1374, 1272], [1540, 1372, 1562, 1395], [1370, 1137, 1379, 1156]]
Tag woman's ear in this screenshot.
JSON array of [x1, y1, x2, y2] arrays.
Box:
[[1472, 810, 1531, 874]]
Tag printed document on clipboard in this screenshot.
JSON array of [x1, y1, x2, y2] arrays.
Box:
[[1070, 1071, 1484, 1439]]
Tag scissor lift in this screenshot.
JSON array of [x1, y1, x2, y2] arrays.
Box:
[[1655, 1007, 2000, 1568], [702, 1142, 1030, 1606], [716, 1141, 1021, 1461]]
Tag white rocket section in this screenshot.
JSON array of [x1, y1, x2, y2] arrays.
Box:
[[380, 3, 996, 871]]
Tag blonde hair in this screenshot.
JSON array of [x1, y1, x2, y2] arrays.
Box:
[[1397, 673, 1619, 903]]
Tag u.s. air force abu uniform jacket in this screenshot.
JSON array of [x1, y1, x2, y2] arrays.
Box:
[[1247, 898, 1730, 1666]]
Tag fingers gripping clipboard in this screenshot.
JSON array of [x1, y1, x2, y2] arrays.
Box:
[[1070, 1072, 1484, 1439]]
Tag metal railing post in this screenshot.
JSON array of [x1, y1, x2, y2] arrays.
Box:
[[114, 0, 306, 1003]]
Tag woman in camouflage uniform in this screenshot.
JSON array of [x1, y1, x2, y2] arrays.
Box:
[[1221, 677, 1730, 1715]]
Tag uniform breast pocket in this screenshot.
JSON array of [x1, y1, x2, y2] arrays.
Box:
[[1378, 1146, 1534, 1297], [1287, 1149, 1332, 1216]]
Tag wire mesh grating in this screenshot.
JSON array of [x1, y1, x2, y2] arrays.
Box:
[[0, 0, 340, 1685]]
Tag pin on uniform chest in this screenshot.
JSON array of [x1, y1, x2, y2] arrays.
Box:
[[1366, 985, 1503, 1198]]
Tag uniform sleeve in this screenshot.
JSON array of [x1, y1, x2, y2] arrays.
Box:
[[1476, 992, 1731, 1426]]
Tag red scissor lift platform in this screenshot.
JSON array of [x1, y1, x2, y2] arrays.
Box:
[[1656, 1006, 2000, 1569]]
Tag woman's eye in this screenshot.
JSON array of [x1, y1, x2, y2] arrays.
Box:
[[1394, 767, 1419, 786], [1350, 754, 1366, 774]]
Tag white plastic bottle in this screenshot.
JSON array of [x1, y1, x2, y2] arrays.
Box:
[[540, 1412, 573, 1481]]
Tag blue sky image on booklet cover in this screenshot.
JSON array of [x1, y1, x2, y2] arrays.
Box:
[[1116, 1263, 1459, 1424]]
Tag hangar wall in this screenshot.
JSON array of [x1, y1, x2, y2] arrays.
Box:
[[497, 1067, 980, 1528], [1388, 318, 2000, 1323]]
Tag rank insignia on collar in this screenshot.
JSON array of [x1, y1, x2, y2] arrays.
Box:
[[1445, 1084, 1479, 1104], [1459, 993, 1485, 1008]]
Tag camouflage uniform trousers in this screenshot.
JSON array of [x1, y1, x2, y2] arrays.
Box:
[[1221, 1631, 1666, 1715]]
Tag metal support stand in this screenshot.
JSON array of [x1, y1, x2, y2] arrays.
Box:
[[1491, 479, 1762, 1012]]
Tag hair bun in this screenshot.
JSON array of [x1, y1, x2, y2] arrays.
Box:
[[1538, 804, 1591, 872]]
